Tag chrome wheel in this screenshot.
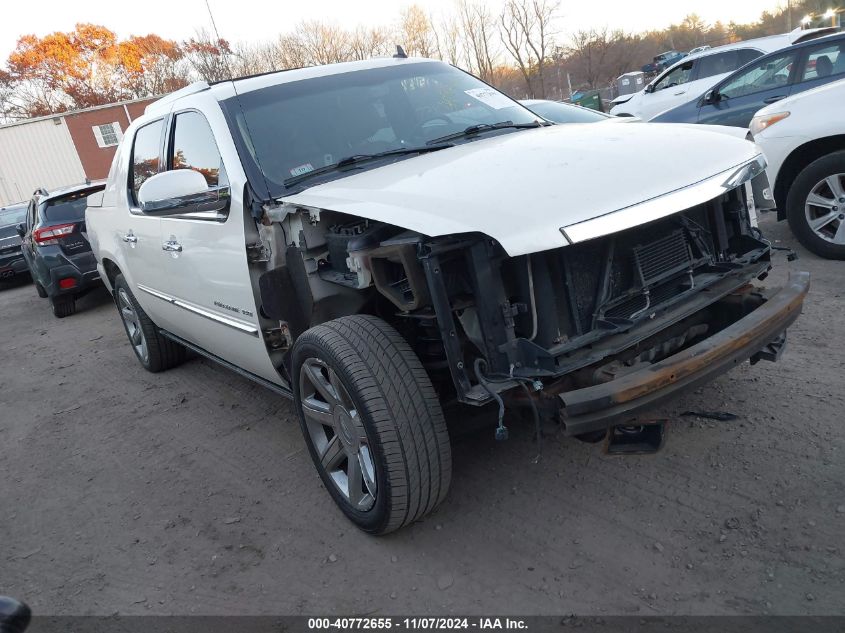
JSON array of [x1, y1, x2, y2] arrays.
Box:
[[805, 173, 845, 245], [118, 287, 149, 364], [299, 358, 376, 512]]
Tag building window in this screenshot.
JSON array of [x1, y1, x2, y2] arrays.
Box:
[[92, 122, 122, 148]]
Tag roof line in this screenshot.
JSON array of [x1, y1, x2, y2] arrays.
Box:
[[0, 95, 160, 130]]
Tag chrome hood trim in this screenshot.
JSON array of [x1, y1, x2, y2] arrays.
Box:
[[560, 154, 766, 245]]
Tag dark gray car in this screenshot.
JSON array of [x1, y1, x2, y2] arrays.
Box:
[[0, 202, 29, 282], [18, 183, 104, 317]]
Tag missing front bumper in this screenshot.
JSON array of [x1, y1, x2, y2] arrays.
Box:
[[558, 271, 810, 436]]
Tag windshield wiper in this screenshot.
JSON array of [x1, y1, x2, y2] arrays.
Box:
[[426, 120, 544, 145], [283, 144, 454, 188]]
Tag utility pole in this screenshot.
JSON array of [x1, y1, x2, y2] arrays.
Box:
[[786, 0, 793, 31]]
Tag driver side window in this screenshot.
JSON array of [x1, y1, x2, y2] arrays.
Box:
[[719, 51, 797, 99], [654, 61, 694, 91]]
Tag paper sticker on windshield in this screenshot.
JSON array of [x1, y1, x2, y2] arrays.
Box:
[[464, 88, 513, 109], [290, 163, 314, 177]]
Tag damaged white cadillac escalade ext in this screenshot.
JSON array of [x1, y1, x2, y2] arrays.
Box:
[[86, 57, 809, 534]]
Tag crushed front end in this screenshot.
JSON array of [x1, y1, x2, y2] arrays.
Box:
[[408, 166, 809, 434]]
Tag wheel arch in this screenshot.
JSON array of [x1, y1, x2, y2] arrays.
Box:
[[774, 135, 845, 219], [100, 257, 122, 292]]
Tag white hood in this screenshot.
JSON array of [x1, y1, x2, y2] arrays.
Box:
[[280, 123, 759, 256]]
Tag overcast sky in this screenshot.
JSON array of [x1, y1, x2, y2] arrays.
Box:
[[2, 0, 786, 61]]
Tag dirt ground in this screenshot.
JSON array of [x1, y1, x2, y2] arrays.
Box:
[[1, 214, 843, 617]]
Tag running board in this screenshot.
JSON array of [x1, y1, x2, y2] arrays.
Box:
[[158, 329, 293, 399]]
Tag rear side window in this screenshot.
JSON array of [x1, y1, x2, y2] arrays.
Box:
[[718, 50, 798, 99], [696, 49, 762, 80], [653, 61, 694, 91], [131, 120, 164, 204], [801, 42, 845, 81], [170, 111, 224, 188], [41, 190, 97, 223]]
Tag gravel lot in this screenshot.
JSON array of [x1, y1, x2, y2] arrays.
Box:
[[1, 214, 843, 617]]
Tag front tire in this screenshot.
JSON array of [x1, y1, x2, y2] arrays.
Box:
[[786, 151, 845, 260], [114, 274, 186, 372], [292, 315, 452, 535]]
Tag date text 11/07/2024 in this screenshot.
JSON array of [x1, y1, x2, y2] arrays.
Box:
[[307, 617, 528, 630]]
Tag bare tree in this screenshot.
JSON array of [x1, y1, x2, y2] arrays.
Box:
[[567, 28, 617, 90], [400, 5, 436, 57], [458, 0, 497, 83], [184, 28, 232, 82], [499, 0, 559, 97], [230, 41, 280, 76], [349, 25, 392, 61], [432, 12, 461, 66], [297, 21, 351, 65]]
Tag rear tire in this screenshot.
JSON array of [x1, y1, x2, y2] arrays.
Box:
[[786, 151, 845, 260], [114, 274, 186, 372], [35, 282, 47, 298], [292, 315, 452, 535], [50, 296, 75, 318]]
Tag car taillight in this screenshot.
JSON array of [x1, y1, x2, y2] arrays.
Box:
[[32, 223, 75, 245]]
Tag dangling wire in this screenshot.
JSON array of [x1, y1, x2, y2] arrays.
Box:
[[473, 358, 543, 461]]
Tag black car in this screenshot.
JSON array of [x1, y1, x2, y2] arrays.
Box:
[[17, 182, 105, 317], [0, 202, 29, 282], [652, 32, 845, 128]]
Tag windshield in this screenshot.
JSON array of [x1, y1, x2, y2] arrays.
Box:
[[523, 100, 609, 124], [221, 61, 539, 197], [0, 204, 27, 226], [41, 188, 101, 224]]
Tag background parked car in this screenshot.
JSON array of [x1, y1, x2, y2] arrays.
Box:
[[0, 202, 29, 283], [641, 50, 685, 75], [611, 27, 839, 120], [652, 33, 845, 128], [18, 182, 105, 317], [687, 45, 712, 56], [751, 77, 845, 259], [519, 99, 612, 124]]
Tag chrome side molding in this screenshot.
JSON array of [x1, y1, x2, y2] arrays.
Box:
[[136, 284, 259, 337]]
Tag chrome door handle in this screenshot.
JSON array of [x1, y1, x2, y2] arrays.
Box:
[[162, 240, 182, 252], [122, 234, 138, 244]]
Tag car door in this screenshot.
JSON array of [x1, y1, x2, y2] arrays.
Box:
[[638, 59, 696, 119], [154, 109, 277, 381], [698, 49, 799, 128], [793, 40, 845, 95], [119, 118, 178, 329]]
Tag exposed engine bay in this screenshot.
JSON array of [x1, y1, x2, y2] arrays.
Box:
[[252, 181, 789, 434]]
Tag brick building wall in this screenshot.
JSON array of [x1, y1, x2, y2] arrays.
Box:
[[63, 97, 157, 180]]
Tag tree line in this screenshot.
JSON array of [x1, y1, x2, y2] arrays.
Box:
[[0, 0, 838, 121]]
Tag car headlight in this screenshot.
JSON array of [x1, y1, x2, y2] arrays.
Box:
[[750, 111, 790, 136]]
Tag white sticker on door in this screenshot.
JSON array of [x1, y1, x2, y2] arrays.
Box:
[[464, 88, 514, 110]]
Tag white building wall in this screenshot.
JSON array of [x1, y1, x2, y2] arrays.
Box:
[[0, 116, 86, 206]]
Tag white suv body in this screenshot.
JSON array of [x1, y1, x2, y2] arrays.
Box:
[[751, 77, 845, 258], [87, 57, 809, 533], [611, 28, 838, 120]]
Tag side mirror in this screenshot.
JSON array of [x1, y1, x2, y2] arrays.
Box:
[[645, 84, 655, 94], [15, 223, 25, 238], [704, 89, 719, 104], [137, 170, 229, 217]]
